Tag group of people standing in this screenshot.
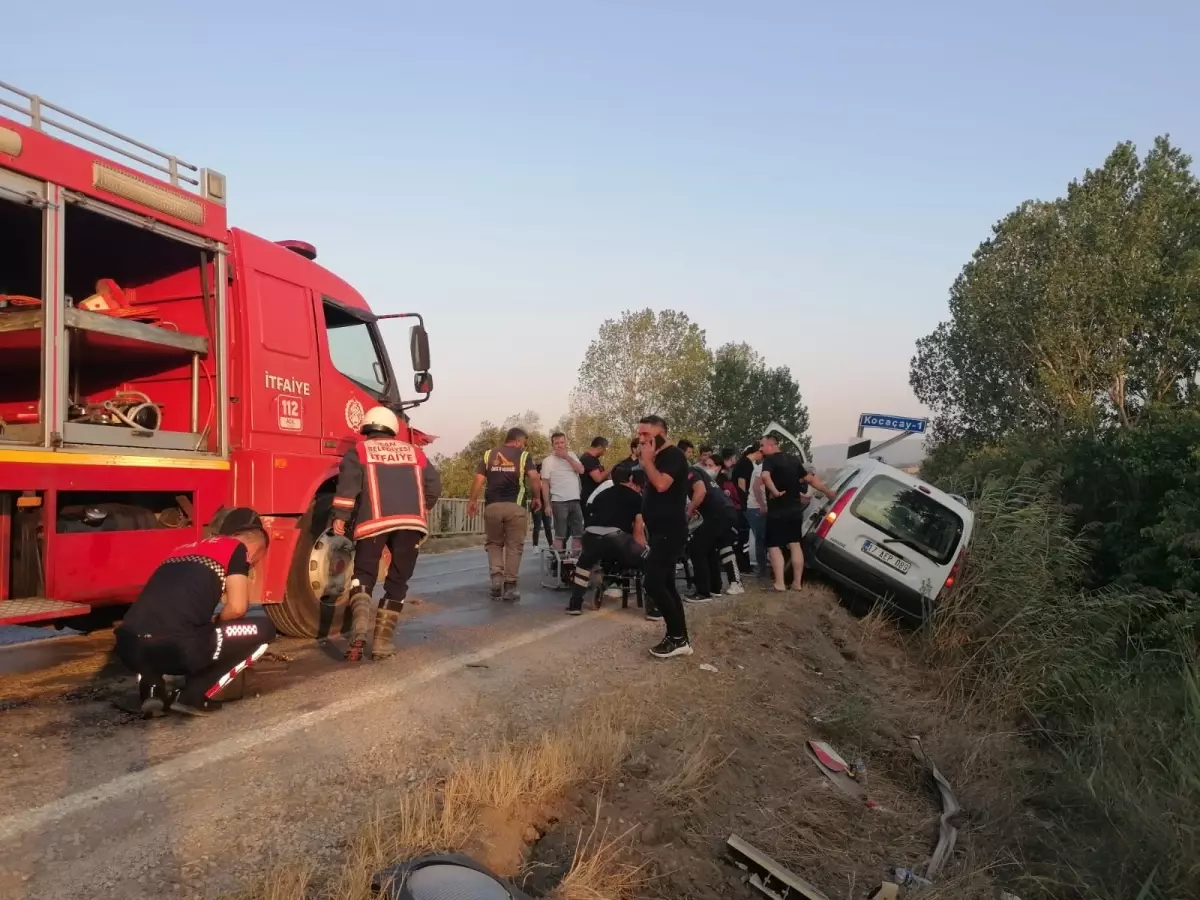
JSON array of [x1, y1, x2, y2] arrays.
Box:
[[110, 406, 830, 719], [468, 417, 831, 660]]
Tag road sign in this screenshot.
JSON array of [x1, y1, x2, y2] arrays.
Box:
[[858, 414, 927, 434], [847, 438, 871, 458]]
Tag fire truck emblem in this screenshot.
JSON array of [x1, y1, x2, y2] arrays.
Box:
[[344, 398, 365, 431]]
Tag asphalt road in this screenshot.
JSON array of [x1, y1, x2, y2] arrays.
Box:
[[0, 540, 671, 899]]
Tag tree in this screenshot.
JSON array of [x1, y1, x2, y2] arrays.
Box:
[[704, 342, 812, 454], [571, 309, 713, 436], [434, 411, 550, 498], [911, 137, 1200, 446]]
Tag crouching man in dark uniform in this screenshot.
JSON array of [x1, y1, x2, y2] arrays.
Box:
[[115, 507, 274, 717], [332, 406, 442, 661], [566, 464, 648, 615]]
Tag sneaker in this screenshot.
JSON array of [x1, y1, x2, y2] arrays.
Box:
[[138, 675, 171, 718], [172, 694, 222, 717], [502, 584, 521, 602], [644, 607, 664, 622], [725, 582, 745, 596], [684, 593, 716, 604], [650, 636, 694, 659]]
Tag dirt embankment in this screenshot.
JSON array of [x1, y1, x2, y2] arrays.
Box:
[[240, 589, 1025, 900]]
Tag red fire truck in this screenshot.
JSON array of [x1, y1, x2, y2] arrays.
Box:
[[0, 83, 435, 638]]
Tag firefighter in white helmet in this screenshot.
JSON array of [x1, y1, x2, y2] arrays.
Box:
[[331, 406, 442, 660]]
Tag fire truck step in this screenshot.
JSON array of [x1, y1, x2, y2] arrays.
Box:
[[0, 598, 92, 627]]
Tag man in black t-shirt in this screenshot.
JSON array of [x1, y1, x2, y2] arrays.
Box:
[[579, 436, 609, 506], [566, 467, 647, 614], [115, 507, 275, 717], [759, 435, 836, 591], [637, 414, 693, 659]]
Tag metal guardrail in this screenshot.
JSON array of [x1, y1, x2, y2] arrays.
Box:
[[0, 80, 200, 189], [428, 498, 484, 536]]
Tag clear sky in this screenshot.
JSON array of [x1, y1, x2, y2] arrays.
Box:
[[7, 1, 1199, 452]]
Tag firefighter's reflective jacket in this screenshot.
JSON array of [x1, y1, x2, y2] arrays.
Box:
[[331, 437, 443, 540]]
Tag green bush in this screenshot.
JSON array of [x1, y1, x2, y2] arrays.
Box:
[[926, 408, 1200, 599], [924, 470, 1200, 899]]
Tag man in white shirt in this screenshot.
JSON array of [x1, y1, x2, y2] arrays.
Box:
[[745, 458, 767, 576], [540, 432, 585, 552]]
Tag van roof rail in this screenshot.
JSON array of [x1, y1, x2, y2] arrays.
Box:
[[0, 80, 214, 196]]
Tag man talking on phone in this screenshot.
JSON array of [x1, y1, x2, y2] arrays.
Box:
[[637, 415, 693, 658]]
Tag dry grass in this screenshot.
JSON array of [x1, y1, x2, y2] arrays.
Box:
[[238, 693, 645, 900], [649, 729, 733, 809], [550, 800, 647, 900]]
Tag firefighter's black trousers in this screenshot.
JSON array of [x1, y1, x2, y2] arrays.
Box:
[[115, 618, 276, 704], [352, 529, 422, 610]]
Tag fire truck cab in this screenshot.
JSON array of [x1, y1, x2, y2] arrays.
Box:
[[0, 82, 434, 638]]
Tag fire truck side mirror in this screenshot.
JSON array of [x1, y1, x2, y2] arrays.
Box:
[[410, 325, 431, 373], [414, 372, 434, 395]]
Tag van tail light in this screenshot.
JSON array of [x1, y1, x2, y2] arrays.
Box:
[[815, 488, 857, 539], [939, 547, 967, 598]]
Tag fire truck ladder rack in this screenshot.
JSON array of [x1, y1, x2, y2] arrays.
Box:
[[0, 80, 225, 202]]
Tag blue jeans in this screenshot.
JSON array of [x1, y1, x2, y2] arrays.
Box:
[[745, 508, 767, 574]]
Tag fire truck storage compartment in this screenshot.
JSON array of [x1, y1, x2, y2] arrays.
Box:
[[51, 526, 198, 605], [1, 492, 45, 601], [0, 191, 47, 445], [61, 200, 217, 453], [56, 490, 195, 533]]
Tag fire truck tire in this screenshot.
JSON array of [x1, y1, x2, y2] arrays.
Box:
[[267, 498, 355, 639]]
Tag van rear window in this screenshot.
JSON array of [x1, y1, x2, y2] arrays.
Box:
[[849, 476, 963, 565]]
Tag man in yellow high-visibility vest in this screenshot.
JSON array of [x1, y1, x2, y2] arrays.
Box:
[[467, 428, 544, 601]]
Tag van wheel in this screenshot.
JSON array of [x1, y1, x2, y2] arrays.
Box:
[[266, 497, 357, 639]]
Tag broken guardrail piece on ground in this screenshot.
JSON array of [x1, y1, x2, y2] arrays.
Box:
[[726, 833, 832, 900], [909, 735, 962, 880]]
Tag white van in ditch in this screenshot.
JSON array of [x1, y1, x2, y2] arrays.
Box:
[[800, 458, 973, 621]]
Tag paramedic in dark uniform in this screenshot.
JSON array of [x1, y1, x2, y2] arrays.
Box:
[[684, 462, 744, 600], [566, 466, 648, 614], [115, 507, 275, 717], [332, 406, 443, 661]]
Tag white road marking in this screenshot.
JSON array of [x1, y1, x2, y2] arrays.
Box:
[[0, 615, 586, 844]]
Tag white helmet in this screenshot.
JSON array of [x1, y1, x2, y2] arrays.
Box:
[[361, 406, 400, 436]]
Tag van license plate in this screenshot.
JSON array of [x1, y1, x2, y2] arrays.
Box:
[[861, 540, 911, 574]]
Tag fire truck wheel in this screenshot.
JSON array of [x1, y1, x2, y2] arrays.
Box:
[[267, 497, 356, 639]]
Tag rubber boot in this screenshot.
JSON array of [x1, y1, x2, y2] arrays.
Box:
[[344, 591, 373, 661], [371, 607, 402, 660]]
